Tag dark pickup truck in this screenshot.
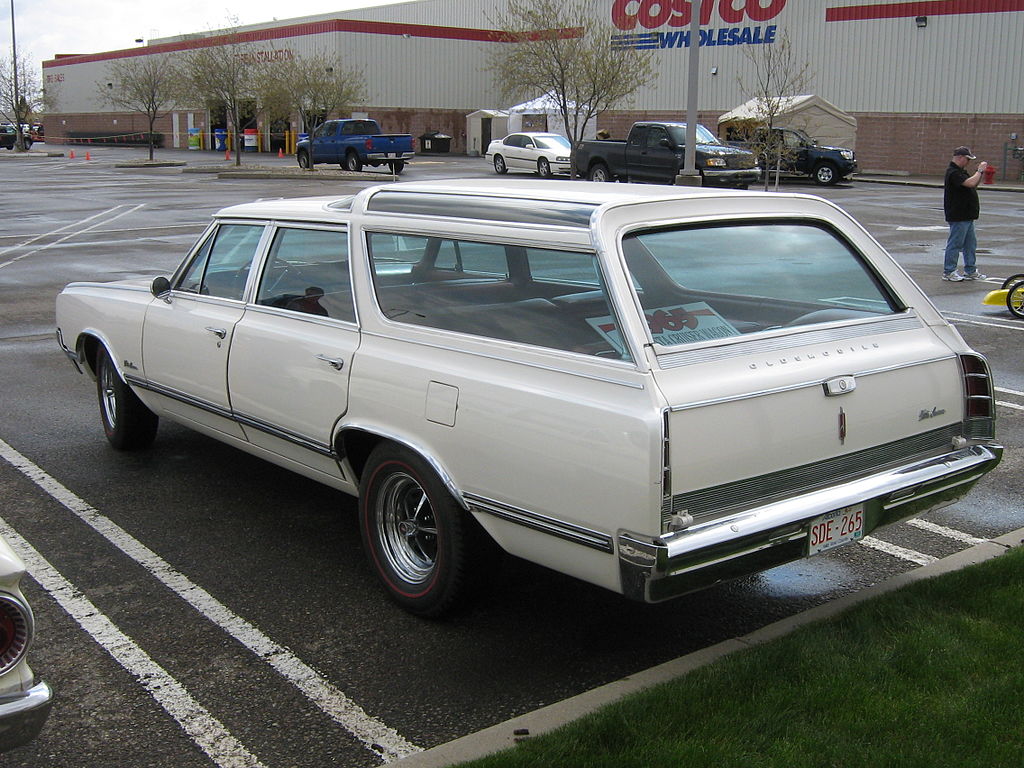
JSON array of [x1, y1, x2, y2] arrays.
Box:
[[297, 118, 414, 173], [727, 127, 857, 185], [574, 122, 759, 187]]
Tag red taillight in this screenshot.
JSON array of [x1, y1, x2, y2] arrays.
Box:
[[0, 595, 31, 674], [959, 354, 996, 438], [365, 137, 373, 151]]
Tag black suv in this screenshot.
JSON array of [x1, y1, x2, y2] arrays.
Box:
[[730, 127, 857, 185], [1, 124, 32, 150]]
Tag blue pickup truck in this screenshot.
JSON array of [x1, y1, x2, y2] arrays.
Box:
[[296, 118, 415, 173]]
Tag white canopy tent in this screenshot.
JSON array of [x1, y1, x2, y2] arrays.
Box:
[[718, 94, 857, 149]]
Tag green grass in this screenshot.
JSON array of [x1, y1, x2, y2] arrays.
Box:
[[461, 547, 1024, 768]]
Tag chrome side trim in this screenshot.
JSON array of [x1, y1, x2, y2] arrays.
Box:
[[623, 444, 1002, 603], [657, 314, 923, 368], [55, 329, 83, 374], [465, 493, 615, 554], [126, 375, 233, 421], [232, 413, 335, 458]]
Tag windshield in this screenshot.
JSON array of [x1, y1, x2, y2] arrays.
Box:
[[618, 221, 901, 350], [666, 124, 721, 146], [535, 136, 571, 151]]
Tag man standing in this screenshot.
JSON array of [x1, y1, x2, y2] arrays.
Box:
[[942, 146, 988, 282]]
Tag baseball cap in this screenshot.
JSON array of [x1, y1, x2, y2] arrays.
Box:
[[953, 146, 976, 159]]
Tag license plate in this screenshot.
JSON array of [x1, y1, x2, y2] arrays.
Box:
[[808, 504, 864, 555], [387, 152, 397, 158]]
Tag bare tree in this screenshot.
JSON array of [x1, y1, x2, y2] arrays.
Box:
[[258, 51, 366, 135], [737, 32, 813, 190], [178, 26, 271, 166], [1, 49, 42, 151], [488, 0, 657, 177], [97, 54, 182, 161]]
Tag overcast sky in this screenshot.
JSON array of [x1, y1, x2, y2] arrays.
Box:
[[5, 0, 410, 68]]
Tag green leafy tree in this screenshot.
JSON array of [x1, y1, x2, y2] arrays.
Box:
[[488, 0, 657, 178], [97, 54, 182, 161]]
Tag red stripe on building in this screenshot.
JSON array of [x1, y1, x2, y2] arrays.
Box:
[[44, 18, 507, 68], [826, 0, 1024, 22]]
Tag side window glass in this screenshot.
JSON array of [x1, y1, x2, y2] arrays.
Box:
[[628, 128, 645, 147], [176, 223, 264, 300], [314, 122, 334, 139], [367, 233, 630, 361], [646, 128, 667, 149], [256, 228, 354, 322]]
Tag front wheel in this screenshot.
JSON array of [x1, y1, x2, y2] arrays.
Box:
[[588, 162, 611, 182], [1008, 282, 1024, 319], [297, 150, 311, 169], [344, 151, 363, 172], [493, 155, 507, 174], [537, 157, 552, 178], [813, 162, 839, 185], [96, 346, 158, 450], [360, 444, 486, 617]]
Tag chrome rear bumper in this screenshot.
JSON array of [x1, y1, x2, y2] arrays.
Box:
[[618, 444, 1002, 602], [0, 681, 53, 752]]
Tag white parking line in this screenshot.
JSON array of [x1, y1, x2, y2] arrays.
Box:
[[944, 313, 1024, 331], [998, 401, 1024, 411], [0, 516, 268, 768], [996, 387, 1024, 397], [905, 518, 989, 545], [0, 204, 145, 270], [0, 438, 420, 763], [859, 536, 938, 566]]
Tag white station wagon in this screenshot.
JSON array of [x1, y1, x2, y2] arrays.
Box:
[[56, 179, 1002, 616]]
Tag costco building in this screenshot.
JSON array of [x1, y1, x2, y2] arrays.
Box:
[[41, 0, 1024, 177]]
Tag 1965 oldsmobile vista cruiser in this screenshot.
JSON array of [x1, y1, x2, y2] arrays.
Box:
[[56, 179, 1002, 616]]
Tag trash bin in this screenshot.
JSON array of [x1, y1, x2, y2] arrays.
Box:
[[243, 128, 258, 152], [187, 128, 201, 150], [418, 131, 452, 153], [214, 129, 227, 151]]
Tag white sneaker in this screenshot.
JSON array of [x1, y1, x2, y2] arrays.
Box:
[[964, 272, 988, 280], [942, 272, 964, 282]]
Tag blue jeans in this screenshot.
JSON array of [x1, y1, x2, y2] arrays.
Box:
[[944, 220, 978, 275]]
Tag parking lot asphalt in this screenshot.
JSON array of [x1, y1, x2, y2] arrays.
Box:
[[2, 145, 1022, 768]]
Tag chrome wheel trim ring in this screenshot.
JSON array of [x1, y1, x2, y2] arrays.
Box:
[[100, 360, 118, 429], [375, 471, 438, 585]]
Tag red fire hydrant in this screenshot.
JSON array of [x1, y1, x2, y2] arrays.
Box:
[[983, 164, 997, 184]]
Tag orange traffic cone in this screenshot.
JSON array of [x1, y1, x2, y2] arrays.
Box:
[[69, 150, 76, 159], [225, 149, 230, 161], [86, 151, 91, 161], [278, 148, 284, 159]]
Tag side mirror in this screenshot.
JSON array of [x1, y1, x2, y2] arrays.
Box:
[[151, 276, 172, 301], [659, 138, 672, 149]]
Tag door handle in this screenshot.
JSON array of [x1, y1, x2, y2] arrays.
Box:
[[205, 327, 227, 339], [315, 354, 345, 371]]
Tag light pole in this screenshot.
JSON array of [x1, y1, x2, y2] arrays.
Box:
[[676, 5, 702, 186]]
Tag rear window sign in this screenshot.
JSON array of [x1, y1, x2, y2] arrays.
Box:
[[589, 302, 741, 353]]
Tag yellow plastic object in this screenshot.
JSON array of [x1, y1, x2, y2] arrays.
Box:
[[982, 289, 1009, 306]]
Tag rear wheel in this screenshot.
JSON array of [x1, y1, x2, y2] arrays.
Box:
[[493, 155, 507, 174], [1008, 282, 1024, 319], [388, 160, 405, 174], [96, 347, 158, 450], [344, 151, 363, 172], [813, 162, 839, 185], [359, 444, 487, 617], [1000, 273, 1024, 290], [588, 162, 611, 182], [537, 157, 552, 178]]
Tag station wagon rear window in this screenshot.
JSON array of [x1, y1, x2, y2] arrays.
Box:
[[621, 221, 901, 348]]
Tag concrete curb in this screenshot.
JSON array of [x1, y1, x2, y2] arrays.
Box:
[[855, 175, 1024, 193], [395, 525, 1024, 767]]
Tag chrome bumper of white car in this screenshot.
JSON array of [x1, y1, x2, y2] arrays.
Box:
[[0, 681, 53, 752], [618, 444, 1002, 602]]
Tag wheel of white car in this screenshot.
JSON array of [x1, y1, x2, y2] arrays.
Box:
[[345, 151, 363, 172], [359, 443, 483, 617], [814, 162, 838, 185], [96, 346, 158, 450], [493, 155, 507, 174], [588, 162, 611, 182], [297, 150, 311, 170], [537, 157, 552, 178]]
